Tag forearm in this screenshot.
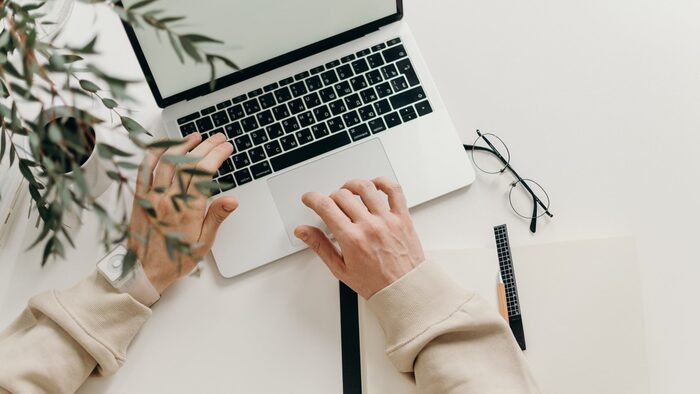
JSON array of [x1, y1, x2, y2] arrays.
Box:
[[368, 261, 539, 394], [0, 271, 151, 394]]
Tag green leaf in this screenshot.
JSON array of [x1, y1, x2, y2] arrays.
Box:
[[97, 143, 132, 159], [120, 116, 150, 136], [194, 180, 221, 196], [137, 198, 157, 218], [147, 139, 185, 149], [116, 161, 139, 170], [101, 97, 119, 109], [208, 54, 240, 71], [18, 159, 39, 187], [79, 79, 100, 93], [119, 249, 138, 279], [161, 154, 199, 164], [41, 238, 55, 267], [180, 34, 222, 44], [180, 167, 212, 176], [0, 131, 6, 162], [106, 170, 122, 182], [127, 0, 158, 11], [179, 36, 202, 62], [167, 32, 184, 63]]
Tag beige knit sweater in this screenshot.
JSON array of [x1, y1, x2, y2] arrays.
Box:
[[0, 261, 538, 393]]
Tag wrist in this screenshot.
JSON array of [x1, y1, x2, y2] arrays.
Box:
[[142, 264, 178, 294]]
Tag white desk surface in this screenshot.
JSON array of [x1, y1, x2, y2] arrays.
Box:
[[1, 1, 699, 393]]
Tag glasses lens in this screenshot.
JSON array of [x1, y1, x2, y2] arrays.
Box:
[[471, 133, 511, 174], [509, 179, 551, 219]]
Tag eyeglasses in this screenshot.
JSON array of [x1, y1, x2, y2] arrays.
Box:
[[463, 130, 553, 233]]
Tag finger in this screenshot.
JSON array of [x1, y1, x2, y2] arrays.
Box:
[[294, 225, 345, 279], [330, 188, 370, 222], [372, 177, 408, 215], [301, 192, 352, 234], [342, 179, 389, 215], [186, 141, 235, 196], [197, 197, 239, 252], [136, 142, 172, 195], [152, 133, 203, 189], [180, 132, 229, 188]]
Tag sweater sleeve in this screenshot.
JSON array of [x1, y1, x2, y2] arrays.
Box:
[[367, 261, 539, 394], [0, 271, 151, 394]]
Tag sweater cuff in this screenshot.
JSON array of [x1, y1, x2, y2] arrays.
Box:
[[367, 261, 474, 352], [29, 271, 152, 376]]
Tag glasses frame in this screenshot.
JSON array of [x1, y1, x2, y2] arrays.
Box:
[[463, 130, 554, 233]]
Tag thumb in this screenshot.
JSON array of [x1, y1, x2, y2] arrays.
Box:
[[199, 197, 239, 250], [295, 225, 345, 279]]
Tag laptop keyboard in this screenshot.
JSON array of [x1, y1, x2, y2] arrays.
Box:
[[176, 37, 433, 195]]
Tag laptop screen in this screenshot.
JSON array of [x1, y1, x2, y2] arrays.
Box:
[[122, 0, 399, 103]]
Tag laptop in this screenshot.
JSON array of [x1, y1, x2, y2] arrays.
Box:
[[121, 0, 475, 278]]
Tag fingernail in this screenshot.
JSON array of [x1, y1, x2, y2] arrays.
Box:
[[223, 202, 237, 212], [295, 230, 308, 241]]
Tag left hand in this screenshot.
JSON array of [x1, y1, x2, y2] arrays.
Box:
[[127, 132, 238, 294]]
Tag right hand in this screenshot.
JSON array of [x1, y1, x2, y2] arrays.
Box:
[[294, 178, 425, 299]]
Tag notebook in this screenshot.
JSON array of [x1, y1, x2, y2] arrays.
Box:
[[359, 237, 650, 394]]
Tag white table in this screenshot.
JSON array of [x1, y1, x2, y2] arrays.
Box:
[[2, 1, 699, 393]]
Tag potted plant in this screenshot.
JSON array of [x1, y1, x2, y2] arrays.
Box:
[[0, 0, 237, 265]]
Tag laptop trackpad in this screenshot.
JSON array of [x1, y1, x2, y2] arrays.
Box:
[[267, 139, 397, 247]]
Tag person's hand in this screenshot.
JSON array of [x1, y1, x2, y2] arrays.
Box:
[[127, 132, 238, 294], [294, 178, 425, 299]]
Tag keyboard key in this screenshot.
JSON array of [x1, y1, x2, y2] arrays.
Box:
[[344, 93, 363, 110], [374, 99, 392, 115], [227, 104, 245, 121], [384, 112, 402, 128], [390, 76, 409, 93], [356, 48, 371, 57], [243, 99, 261, 115], [288, 98, 306, 114], [225, 122, 243, 138], [241, 116, 259, 132], [341, 54, 356, 63], [367, 53, 384, 69], [280, 135, 298, 151], [390, 86, 427, 110], [259, 93, 276, 109], [270, 132, 351, 172], [196, 117, 214, 132], [249, 146, 267, 163], [376, 82, 393, 98], [217, 158, 234, 176], [298, 111, 315, 127], [329, 99, 347, 116], [279, 77, 294, 86], [234, 168, 253, 186], [294, 71, 310, 81], [295, 128, 314, 145], [327, 117, 345, 133], [232, 94, 247, 104], [348, 123, 371, 141], [350, 75, 368, 91], [325, 59, 341, 69], [256, 110, 274, 127], [310, 65, 325, 75], [211, 110, 229, 127], [274, 86, 292, 103], [250, 129, 269, 146], [282, 117, 300, 133], [343, 110, 361, 127], [382, 44, 407, 63], [366, 70, 383, 85], [386, 37, 402, 46], [217, 100, 232, 110], [360, 88, 378, 104], [400, 106, 418, 122], [396, 58, 420, 86], [306, 75, 323, 91], [219, 174, 236, 192], [251, 161, 272, 179], [180, 122, 196, 136], [313, 105, 331, 122], [177, 112, 199, 125], [321, 70, 339, 86], [359, 105, 377, 121], [201, 106, 216, 115], [336, 64, 353, 80], [272, 104, 290, 121], [248, 88, 263, 98], [381, 64, 399, 79], [319, 87, 337, 103], [290, 81, 308, 97], [415, 100, 433, 116], [266, 123, 285, 139], [232, 152, 250, 169], [303, 92, 321, 109], [372, 43, 387, 52], [234, 134, 253, 151], [369, 118, 386, 134], [351, 58, 369, 74], [264, 82, 279, 92], [264, 140, 283, 157], [311, 123, 330, 139], [334, 81, 353, 97]]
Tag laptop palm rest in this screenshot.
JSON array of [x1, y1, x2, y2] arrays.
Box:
[[267, 139, 397, 247]]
